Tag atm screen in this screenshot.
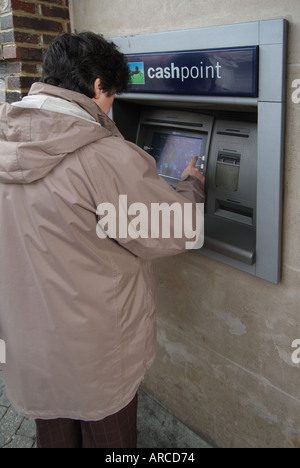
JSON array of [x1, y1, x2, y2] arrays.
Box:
[[151, 132, 203, 180]]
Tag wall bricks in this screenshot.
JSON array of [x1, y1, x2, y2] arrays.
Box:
[[0, 0, 71, 103], [13, 15, 65, 32], [10, 0, 36, 14]]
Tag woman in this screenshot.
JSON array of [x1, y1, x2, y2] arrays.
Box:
[[0, 32, 204, 448]]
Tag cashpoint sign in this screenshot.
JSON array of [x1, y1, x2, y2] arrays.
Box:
[[127, 46, 258, 97]]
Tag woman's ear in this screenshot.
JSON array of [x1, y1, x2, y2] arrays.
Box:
[[92, 79, 115, 114], [93, 78, 102, 99]]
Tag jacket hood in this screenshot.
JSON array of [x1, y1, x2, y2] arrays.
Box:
[[0, 83, 122, 184]]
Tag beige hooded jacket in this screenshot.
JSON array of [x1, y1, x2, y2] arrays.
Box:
[[0, 83, 204, 420]]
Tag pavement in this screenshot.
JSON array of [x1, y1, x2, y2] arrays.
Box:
[[0, 370, 36, 448], [0, 369, 212, 449]]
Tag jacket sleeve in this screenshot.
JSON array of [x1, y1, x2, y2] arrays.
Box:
[[85, 137, 205, 260], [176, 173, 205, 204]]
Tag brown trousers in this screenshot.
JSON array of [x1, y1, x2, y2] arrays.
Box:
[[35, 394, 138, 448]]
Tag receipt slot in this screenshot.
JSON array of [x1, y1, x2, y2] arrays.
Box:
[[112, 19, 287, 284]]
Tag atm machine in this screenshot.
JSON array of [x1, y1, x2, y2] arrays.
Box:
[[111, 19, 287, 284]]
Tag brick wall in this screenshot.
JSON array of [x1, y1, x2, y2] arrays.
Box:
[[0, 0, 71, 103]]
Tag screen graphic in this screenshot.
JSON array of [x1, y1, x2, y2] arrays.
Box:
[[151, 133, 203, 180]]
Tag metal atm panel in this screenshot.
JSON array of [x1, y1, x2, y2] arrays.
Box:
[[205, 120, 257, 265], [136, 111, 257, 266]]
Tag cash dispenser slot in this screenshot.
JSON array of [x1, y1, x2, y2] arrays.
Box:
[[215, 199, 254, 226], [204, 215, 256, 265]]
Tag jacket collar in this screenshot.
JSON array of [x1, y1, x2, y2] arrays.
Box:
[[28, 82, 123, 138]]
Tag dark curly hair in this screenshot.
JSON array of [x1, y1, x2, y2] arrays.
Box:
[[41, 32, 130, 97]]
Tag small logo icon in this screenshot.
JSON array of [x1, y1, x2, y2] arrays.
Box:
[[128, 62, 145, 85]]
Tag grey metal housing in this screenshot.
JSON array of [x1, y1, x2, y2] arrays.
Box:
[[111, 19, 287, 284]]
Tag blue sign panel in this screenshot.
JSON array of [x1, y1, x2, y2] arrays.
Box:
[[127, 46, 259, 97]]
